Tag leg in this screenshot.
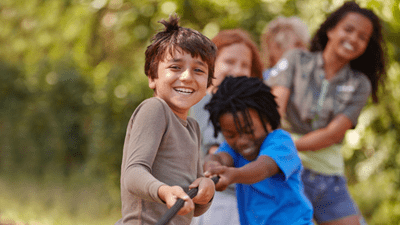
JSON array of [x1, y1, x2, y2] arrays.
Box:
[[320, 215, 360, 225], [301, 170, 364, 225]]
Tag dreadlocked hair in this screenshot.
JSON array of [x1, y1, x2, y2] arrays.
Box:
[[205, 76, 281, 138]]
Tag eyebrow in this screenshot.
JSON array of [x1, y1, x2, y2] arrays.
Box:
[[168, 57, 207, 67], [345, 24, 371, 37], [195, 60, 207, 67]]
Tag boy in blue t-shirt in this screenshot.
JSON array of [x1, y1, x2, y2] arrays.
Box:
[[203, 76, 313, 225]]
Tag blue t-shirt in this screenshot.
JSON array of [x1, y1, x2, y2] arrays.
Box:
[[217, 129, 313, 225]]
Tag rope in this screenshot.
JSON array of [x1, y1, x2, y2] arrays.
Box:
[[155, 176, 220, 225]]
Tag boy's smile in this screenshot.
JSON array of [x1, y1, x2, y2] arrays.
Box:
[[148, 48, 208, 120], [219, 108, 271, 161]]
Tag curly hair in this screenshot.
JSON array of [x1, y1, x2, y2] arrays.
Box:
[[205, 76, 280, 138], [145, 15, 217, 87], [211, 29, 263, 80], [310, 1, 387, 103]]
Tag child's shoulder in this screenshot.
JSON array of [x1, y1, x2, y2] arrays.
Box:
[[186, 115, 200, 131], [268, 129, 293, 141], [133, 97, 171, 119], [282, 49, 317, 65], [138, 97, 169, 110], [262, 129, 297, 153]]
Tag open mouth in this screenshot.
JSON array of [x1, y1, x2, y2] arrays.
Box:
[[343, 42, 354, 51], [174, 87, 194, 95], [241, 146, 255, 156]]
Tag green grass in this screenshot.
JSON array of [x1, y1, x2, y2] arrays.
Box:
[[0, 171, 122, 225], [2, 169, 398, 225]]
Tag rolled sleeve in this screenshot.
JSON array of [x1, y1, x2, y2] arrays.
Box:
[[266, 49, 298, 89], [341, 75, 372, 127], [259, 130, 300, 181]]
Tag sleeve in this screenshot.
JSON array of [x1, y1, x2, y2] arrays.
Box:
[[259, 130, 301, 181], [266, 49, 299, 88], [193, 119, 204, 179], [341, 74, 371, 127], [216, 141, 239, 164], [192, 118, 213, 216], [122, 98, 168, 203]]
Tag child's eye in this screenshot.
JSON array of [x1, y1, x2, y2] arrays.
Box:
[[194, 68, 206, 73], [359, 34, 368, 41], [242, 129, 254, 136], [169, 65, 181, 70], [344, 26, 354, 33], [224, 59, 235, 65]]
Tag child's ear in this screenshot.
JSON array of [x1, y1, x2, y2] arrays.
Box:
[[148, 76, 156, 89], [327, 29, 333, 40], [266, 123, 273, 133]]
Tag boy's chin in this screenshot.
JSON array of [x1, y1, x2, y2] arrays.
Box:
[[243, 154, 258, 161], [241, 150, 259, 161]]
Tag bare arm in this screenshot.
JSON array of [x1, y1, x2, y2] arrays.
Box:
[[271, 86, 353, 152], [204, 152, 234, 169], [271, 86, 290, 118], [205, 155, 279, 191], [296, 114, 353, 151], [207, 145, 219, 155], [229, 155, 279, 184]]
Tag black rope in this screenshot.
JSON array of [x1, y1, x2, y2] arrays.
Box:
[[155, 176, 220, 225]]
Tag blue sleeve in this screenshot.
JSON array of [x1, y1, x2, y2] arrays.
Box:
[[216, 141, 239, 165], [259, 129, 301, 180]]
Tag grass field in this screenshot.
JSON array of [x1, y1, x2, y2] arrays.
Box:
[[0, 172, 121, 225], [0, 170, 395, 225]]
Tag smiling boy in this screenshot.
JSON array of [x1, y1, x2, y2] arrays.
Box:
[[204, 76, 313, 225], [116, 16, 217, 225]]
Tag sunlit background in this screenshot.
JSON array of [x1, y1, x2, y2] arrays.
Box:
[[1, 0, 400, 224]]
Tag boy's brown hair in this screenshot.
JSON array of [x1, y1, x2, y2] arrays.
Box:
[[145, 15, 217, 87]]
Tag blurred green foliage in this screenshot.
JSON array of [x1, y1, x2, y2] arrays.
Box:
[[1, 0, 400, 224]]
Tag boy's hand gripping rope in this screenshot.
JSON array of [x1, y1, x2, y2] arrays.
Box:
[[155, 176, 220, 225]]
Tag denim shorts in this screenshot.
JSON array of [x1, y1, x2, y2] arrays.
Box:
[[301, 169, 363, 223]]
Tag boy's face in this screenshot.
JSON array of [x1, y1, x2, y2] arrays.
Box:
[[219, 108, 271, 161], [149, 48, 208, 120]]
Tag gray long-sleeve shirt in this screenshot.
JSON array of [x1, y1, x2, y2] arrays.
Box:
[[117, 97, 210, 225]]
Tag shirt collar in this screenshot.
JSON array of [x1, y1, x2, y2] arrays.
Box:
[[316, 52, 352, 83]]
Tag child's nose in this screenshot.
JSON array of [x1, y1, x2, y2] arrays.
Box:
[[236, 134, 250, 149], [231, 64, 248, 78], [349, 32, 358, 43], [180, 68, 193, 81]]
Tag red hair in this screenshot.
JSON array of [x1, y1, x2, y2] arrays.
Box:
[[211, 29, 263, 80]]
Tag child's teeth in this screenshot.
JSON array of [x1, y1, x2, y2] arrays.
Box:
[[343, 42, 354, 51], [242, 147, 253, 154], [175, 88, 193, 94]]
